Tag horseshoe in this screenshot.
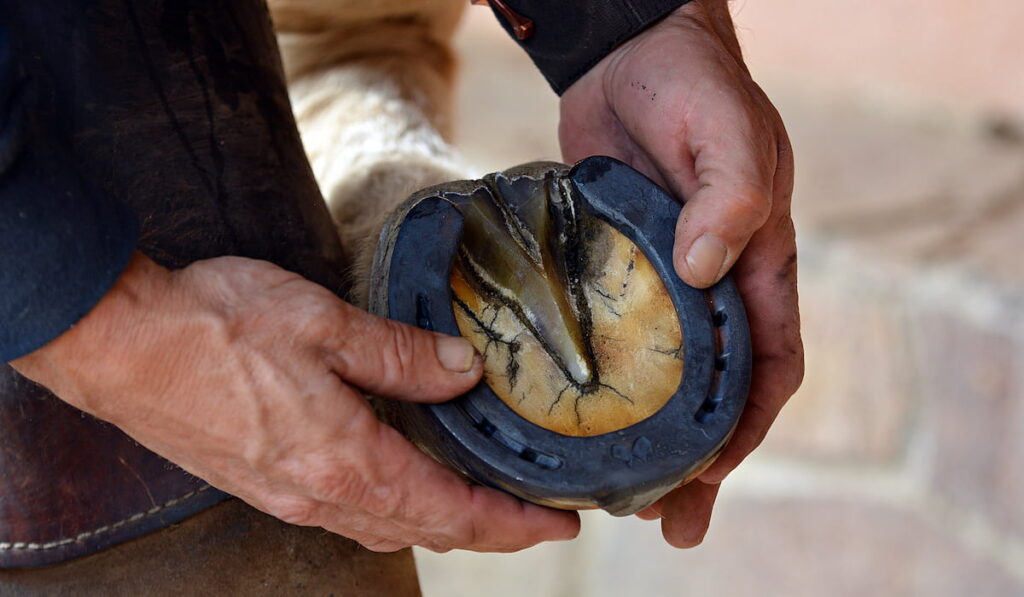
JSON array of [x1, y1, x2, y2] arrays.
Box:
[[369, 156, 751, 515]]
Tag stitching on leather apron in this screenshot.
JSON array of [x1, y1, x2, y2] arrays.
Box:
[[0, 485, 213, 552]]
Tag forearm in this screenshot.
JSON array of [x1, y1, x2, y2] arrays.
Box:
[[9, 252, 165, 416]]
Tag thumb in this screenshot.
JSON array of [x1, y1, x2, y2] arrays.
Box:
[[325, 302, 483, 403], [671, 154, 774, 289]]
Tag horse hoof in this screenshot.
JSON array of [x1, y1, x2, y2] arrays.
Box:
[[369, 156, 750, 515]]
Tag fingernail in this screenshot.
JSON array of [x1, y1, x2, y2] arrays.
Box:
[[685, 233, 729, 286], [436, 336, 476, 373]]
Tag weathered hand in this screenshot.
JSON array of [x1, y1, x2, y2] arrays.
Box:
[[12, 252, 580, 553], [559, 0, 803, 546]]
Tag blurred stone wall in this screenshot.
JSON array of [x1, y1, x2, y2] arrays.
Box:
[[415, 4, 1024, 596], [736, 0, 1024, 122]]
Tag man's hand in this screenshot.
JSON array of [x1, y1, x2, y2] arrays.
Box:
[[559, 0, 803, 547], [12, 252, 580, 553]]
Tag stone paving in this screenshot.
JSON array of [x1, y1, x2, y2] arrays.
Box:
[[415, 8, 1024, 596]]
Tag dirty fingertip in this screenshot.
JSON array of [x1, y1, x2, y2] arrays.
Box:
[[683, 233, 728, 287], [435, 335, 477, 373]]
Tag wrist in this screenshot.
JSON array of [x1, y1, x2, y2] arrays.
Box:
[[492, 0, 693, 95], [589, 0, 747, 97], [10, 252, 173, 413]]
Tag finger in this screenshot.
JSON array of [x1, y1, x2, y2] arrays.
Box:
[[635, 502, 663, 520], [249, 489, 418, 555], [359, 420, 581, 552], [425, 485, 582, 553], [699, 292, 802, 484], [667, 116, 777, 288], [357, 538, 407, 553], [324, 301, 483, 403], [698, 399, 775, 484], [699, 123, 802, 484], [660, 480, 720, 548], [272, 393, 578, 552], [558, 97, 664, 184], [317, 507, 412, 553], [559, 111, 674, 207], [319, 506, 418, 553]]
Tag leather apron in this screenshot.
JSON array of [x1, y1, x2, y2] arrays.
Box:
[[0, 1, 418, 593]]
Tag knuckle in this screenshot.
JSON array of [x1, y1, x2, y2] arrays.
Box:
[[444, 518, 480, 550], [424, 527, 467, 552], [379, 321, 421, 386], [360, 537, 405, 553], [355, 474, 405, 521], [365, 438, 418, 520], [724, 185, 773, 226], [466, 518, 485, 548], [242, 259, 302, 288], [263, 494, 320, 527], [242, 441, 284, 476], [291, 446, 410, 522], [422, 539, 455, 554], [407, 511, 474, 551], [369, 484, 405, 521], [775, 320, 806, 399], [289, 296, 346, 340], [787, 348, 806, 396], [298, 460, 372, 508], [772, 214, 797, 238], [777, 129, 795, 166]]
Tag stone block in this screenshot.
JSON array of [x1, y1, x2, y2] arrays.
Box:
[[911, 312, 1023, 539], [995, 365, 1024, 541], [779, 89, 1024, 292], [760, 265, 915, 463]]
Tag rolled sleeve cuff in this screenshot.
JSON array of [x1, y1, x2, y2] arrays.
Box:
[[492, 0, 692, 94], [0, 148, 138, 362]]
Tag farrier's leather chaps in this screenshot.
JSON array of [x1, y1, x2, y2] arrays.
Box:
[[0, 0, 351, 567]]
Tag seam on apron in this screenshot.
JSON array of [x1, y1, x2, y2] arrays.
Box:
[[0, 485, 213, 552]]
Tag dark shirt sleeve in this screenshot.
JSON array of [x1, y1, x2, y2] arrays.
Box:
[[0, 23, 138, 362], [489, 0, 692, 95]]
